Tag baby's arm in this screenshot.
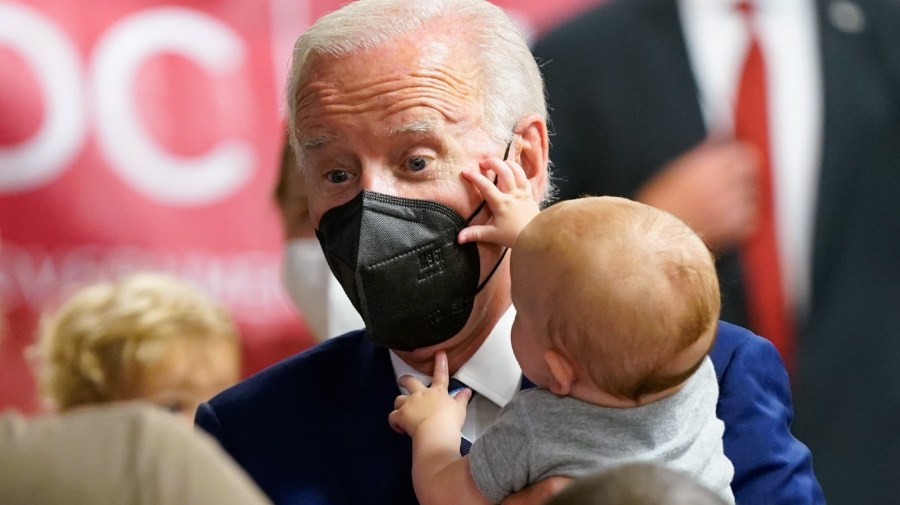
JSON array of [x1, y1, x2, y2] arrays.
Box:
[[388, 352, 490, 505], [458, 157, 541, 248]]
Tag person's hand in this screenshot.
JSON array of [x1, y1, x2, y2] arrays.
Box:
[[388, 351, 472, 437], [457, 157, 540, 248], [635, 140, 761, 252], [501, 476, 572, 505]]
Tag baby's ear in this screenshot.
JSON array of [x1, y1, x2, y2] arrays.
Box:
[[544, 349, 575, 396]]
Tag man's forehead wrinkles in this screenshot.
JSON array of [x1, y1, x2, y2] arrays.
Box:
[[293, 65, 479, 144], [300, 65, 477, 107], [412, 67, 479, 97], [297, 92, 470, 138], [294, 80, 329, 114]]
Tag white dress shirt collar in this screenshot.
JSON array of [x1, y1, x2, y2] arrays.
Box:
[[389, 305, 521, 408]]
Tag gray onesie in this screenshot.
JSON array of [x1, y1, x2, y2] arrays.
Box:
[[468, 357, 734, 504]]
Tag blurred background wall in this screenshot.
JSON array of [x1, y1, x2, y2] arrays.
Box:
[[0, 0, 602, 414]]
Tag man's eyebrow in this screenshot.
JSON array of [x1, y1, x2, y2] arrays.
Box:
[[300, 134, 337, 150], [390, 118, 441, 136], [299, 119, 440, 149]]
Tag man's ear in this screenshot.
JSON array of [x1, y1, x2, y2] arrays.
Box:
[[544, 349, 576, 396], [514, 114, 549, 204]]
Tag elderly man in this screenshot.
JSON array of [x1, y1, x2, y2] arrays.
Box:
[[196, 1, 823, 504]]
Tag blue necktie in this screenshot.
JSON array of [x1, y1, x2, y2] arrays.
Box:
[[444, 376, 537, 455], [447, 378, 473, 455]]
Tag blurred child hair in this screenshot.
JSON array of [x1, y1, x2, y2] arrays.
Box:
[[34, 272, 240, 421]]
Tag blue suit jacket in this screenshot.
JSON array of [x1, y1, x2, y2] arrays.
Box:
[[197, 321, 824, 505]]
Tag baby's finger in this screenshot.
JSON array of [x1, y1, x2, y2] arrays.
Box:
[[461, 169, 502, 201], [458, 225, 496, 245], [388, 410, 407, 434], [394, 394, 408, 409], [453, 387, 472, 406], [399, 375, 426, 393], [510, 159, 528, 189], [481, 158, 516, 192], [482, 157, 528, 192], [431, 351, 450, 390]]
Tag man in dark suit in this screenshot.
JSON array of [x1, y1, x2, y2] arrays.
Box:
[[196, 1, 824, 504], [532, 0, 900, 503]]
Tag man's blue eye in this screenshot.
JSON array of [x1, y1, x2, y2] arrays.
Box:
[[407, 157, 429, 172], [326, 171, 350, 183]]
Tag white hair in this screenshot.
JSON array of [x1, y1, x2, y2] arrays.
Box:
[[284, 0, 547, 160]]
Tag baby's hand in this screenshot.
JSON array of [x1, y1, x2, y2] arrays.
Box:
[[388, 351, 471, 437], [458, 157, 540, 248]]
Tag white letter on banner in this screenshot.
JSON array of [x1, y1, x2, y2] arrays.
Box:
[[0, 3, 87, 192], [91, 7, 253, 206]]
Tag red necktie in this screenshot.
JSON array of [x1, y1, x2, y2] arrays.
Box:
[[734, 1, 795, 371]]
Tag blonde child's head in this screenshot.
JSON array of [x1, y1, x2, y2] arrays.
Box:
[[35, 272, 241, 422], [510, 197, 720, 404]]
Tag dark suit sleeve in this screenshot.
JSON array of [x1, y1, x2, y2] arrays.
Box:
[[195, 402, 229, 451], [711, 323, 825, 505]]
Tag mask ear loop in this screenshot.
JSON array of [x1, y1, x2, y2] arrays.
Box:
[[464, 137, 514, 223], [468, 137, 514, 294]]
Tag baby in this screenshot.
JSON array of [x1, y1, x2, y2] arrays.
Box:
[[389, 159, 734, 504]]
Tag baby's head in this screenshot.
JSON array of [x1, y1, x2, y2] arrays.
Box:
[[510, 197, 720, 405], [35, 272, 241, 422], [544, 462, 729, 505]]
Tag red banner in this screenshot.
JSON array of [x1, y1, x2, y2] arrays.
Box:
[[0, 0, 601, 413]]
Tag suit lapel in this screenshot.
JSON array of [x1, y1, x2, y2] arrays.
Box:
[[634, 0, 708, 147], [600, 0, 708, 194], [808, 0, 893, 310]]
